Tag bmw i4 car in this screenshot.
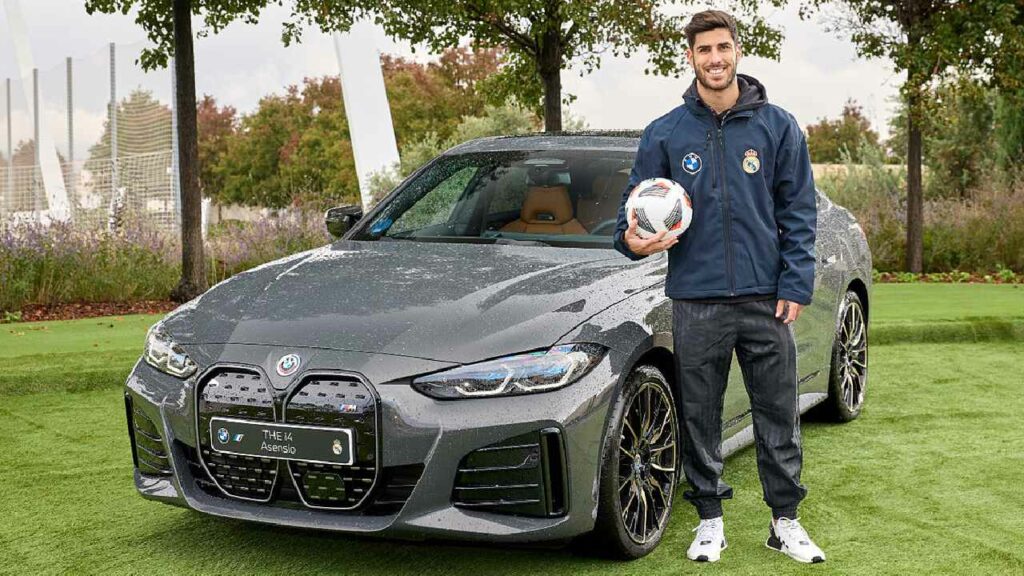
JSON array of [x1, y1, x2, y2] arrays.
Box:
[[125, 131, 871, 558]]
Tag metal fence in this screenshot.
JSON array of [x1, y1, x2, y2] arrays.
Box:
[[1, 41, 179, 231]]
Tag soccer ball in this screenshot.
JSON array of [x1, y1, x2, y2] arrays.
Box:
[[625, 178, 693, 239]]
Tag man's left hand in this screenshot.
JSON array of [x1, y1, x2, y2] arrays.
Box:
[[775, 300, 803, 324]]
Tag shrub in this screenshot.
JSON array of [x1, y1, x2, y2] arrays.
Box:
[[1, 212, 331, 314], [0, 220, 179, 313], [817, 141, 1024, 274]]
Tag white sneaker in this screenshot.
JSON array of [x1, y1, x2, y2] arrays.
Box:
[[766, 517, 826, 563], [687, 517, 727, 562]]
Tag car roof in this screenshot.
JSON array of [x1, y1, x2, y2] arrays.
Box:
[[444, 130, 642, 155]]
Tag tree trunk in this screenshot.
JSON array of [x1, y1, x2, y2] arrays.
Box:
[[539, 29, 562, 132], [906, 108, 924, 273], [170, 0, 206, 302]]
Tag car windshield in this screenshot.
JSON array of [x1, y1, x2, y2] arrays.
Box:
[[351, 149, 635, 248]]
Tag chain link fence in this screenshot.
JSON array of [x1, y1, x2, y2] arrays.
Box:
[[1, 41, 179, 231]]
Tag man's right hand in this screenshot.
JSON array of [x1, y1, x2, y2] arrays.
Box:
[[624, 209, 679, 256]]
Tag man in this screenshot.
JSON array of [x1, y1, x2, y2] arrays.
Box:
[[612, 10, 824, 565]]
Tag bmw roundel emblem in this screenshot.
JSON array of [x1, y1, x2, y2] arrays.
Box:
[[276, 353, 301, 377], [682, 152, 702, 175], [217, 427, 230, 444]]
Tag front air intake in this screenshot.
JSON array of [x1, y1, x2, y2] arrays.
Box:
[[452, 428, 568, 517], [125, 394, 172, 476]]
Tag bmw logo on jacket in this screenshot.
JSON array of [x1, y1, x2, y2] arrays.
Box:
[[614, 74, 817, 306]]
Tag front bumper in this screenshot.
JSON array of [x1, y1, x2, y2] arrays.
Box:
[[124, 344, 620, 542]]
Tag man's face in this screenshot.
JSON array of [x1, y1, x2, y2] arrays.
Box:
[[686, 27, 740, 92]]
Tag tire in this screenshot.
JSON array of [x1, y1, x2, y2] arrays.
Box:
[[589, 364, 679, 559], [820, 289, 868, 422]]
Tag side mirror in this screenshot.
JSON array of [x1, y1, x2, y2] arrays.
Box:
[[325, 205, 363, 239]]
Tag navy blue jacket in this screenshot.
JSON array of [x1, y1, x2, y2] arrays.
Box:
[[614, 74, 817, 305]]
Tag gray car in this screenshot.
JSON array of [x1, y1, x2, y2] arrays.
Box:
[[125, 132, 871, 559]]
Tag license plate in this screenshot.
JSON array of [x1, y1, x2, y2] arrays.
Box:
[[209, 417, 354, 465]]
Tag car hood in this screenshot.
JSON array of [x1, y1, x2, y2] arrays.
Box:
[[161, 240, 665, 364]]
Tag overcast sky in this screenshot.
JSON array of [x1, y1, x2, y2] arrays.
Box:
[[1, 1, 901, 159]]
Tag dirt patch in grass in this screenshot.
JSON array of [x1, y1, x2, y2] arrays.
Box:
[[17, 300, 178, 322]]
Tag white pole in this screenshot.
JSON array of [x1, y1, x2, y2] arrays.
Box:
[[333, 22, 400, 212], [3, 0, 70, 222], [66, 56, 74, 199], [109, 42, 118, 200]]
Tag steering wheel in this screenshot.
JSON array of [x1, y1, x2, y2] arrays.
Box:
[[588, 218, 618, 236]]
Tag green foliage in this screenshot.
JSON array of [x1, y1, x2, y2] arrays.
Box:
[[365, 102, 540, 207], [805, 99, 879, 163], [209, 48, 503, 210], [887, 77, 995, 199], [993, 91, 1024, 186], [354, 0, 785, 128], [84, 0, 366, 71], [0, 214, 328, 313], [817, 145, 1024, 274]]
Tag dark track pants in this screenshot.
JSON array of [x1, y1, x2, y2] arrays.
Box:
[[672, 299, 807, 520]]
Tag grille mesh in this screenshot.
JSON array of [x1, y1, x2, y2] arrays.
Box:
[[284, 376, 378, 509], [197, 368, 279, 501]]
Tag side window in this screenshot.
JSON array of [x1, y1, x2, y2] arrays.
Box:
[[390, 166, 477, 234]]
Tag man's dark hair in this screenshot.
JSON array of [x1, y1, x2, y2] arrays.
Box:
[[684, 10, 739, 49]]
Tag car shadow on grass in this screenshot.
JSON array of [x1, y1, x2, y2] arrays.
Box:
[[150, 510, 613, 575]]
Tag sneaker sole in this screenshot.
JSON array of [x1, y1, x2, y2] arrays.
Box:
[[688, 540, 728, 563], [766, 532, 824, 564]]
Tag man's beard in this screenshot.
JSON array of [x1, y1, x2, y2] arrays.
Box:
[[695, 64, 736, 92]]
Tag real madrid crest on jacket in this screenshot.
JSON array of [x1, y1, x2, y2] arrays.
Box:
[[613, 74, 817, 306]]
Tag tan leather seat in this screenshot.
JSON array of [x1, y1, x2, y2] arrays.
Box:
[[500, 186, 588, 235], [578, 171, 629, 232]]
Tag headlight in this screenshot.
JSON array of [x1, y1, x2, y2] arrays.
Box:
[[144, 326, 198, 379], [412, 343, 606, 400]]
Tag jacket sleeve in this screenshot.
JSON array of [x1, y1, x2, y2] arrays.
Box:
[[613, 124, 670, 260], [773, 115, 817, 305]]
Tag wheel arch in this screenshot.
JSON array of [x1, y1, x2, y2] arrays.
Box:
[[847, 277, 869, 323]]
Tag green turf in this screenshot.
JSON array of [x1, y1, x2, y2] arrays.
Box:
[[867, 284, 1024, 345], [0, 314, 160, 359], [0, 314, 160, 396], [1, 343, 1022, 574], [871, 283, 1024, 323]]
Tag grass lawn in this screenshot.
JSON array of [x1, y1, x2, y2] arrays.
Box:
[[870, 284, 1024, 345], [871, 283, 1024, 323], [1, 342, 1022, 574], [0, 314, 160, 396]]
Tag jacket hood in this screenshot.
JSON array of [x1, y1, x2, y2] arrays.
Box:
[[159, 241, 666, 364], [683, 73, 767, 115]]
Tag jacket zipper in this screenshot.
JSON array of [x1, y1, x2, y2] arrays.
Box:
[[717, 112, 736, 296]]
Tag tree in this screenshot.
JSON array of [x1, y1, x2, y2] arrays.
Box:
[[803, 0, 1024, 272], [211, 48, 503, 209], [358, 1, 786, 131], [887, 77, 994, 199], [83, 0, 365, 302], [805, 99, 879, 163], [382, 47, 502, 146], [196, 95, 237, 201]]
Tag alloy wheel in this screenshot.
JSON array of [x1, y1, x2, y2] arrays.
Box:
[[617, 380, 677, 545], [838, 297, 867, 412]]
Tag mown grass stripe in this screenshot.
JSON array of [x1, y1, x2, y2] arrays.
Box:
[[872, 319, 1024, 345]]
